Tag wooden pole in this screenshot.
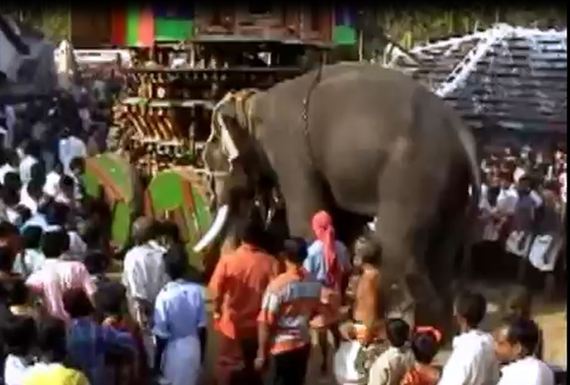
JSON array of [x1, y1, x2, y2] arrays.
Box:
[[358, 28, 364, 62]]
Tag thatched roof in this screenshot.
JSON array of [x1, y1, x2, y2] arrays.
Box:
[[386, 24, 567, 134]]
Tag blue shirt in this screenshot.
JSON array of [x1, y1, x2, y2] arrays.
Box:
[[67, 317, 135, 385], [153, 279, 207, 341], [303, 240, 351, 286], [20, 213, 48, 231]]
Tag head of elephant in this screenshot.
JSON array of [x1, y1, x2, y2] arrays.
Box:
[[194, 90, 275, 252]]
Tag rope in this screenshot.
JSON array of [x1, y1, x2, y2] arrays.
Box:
[[301, 59, 325, 167]]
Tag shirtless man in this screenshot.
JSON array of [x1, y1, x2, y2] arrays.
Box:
[[338, 238, 387, 383], [352, 240, 384, 343]]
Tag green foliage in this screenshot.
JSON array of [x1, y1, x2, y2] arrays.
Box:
[[359, 6, 566, 58], [0, 6, 70, 43], [40, 8, 70, 42]]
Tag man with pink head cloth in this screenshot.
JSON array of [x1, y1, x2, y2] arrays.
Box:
[[303, 210, 352, 375]]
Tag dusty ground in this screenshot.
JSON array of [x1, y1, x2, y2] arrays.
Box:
[[109, 263, 566, 384], [198, 279, 567, 385]]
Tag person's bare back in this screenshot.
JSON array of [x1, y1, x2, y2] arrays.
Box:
[[353, 266, 384, 338]]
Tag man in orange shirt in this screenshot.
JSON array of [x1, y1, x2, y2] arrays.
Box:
[[208, 212, 279, 385], [256, 237, 330, 385]]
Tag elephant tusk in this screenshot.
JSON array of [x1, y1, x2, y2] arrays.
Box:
[[192, 204, 230, 253]]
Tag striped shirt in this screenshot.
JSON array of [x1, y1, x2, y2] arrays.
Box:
[[257, 269, 325, 355]]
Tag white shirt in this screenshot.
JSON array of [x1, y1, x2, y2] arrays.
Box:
[[58, 136, 87, 175], [0, 163, 17, 184], [4, 105, 15, 149], [4, 354, 30, 385], [559, 172, 567, 204], [67, 231, 87, 261], [513, 167, 526, 183], [20, 184, 38, 214], [438, 330, 500, 385], [19, 155, 39, 185], [497, 356, 554, 385], [497, 187, 519, 215], [43, 171, 61, 197], [6, 207, 20, 225], [122, 242, 169, 305], [367, 346, 414, 385]]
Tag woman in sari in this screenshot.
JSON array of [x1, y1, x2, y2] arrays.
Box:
[[303, 210, 351, 376]]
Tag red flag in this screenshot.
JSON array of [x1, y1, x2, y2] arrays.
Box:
[[110, 7, 127, 46], [138, 6, 155, 47]]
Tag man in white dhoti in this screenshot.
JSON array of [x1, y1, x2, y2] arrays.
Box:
[[122, 217, 169, 369], [528, 188, 564, 272], [153, 245, 206, 385]]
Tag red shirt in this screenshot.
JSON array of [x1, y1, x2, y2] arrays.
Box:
[[208, 243, 279, 339]]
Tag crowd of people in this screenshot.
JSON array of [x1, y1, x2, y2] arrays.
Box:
[[0, 77, 565, 385], [475, 144, 566, 282]]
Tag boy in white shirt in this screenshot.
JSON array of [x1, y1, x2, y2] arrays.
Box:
[[493, 317, 554, 385], [2, 315, 37, 385], [439, 291, 500, 385]]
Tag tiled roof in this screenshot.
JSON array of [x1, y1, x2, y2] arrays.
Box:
[[386, 24, 567, 134]]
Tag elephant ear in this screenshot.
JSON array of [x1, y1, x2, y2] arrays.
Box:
[[208, 93, 241, 164], [208, 90, 259, 167]]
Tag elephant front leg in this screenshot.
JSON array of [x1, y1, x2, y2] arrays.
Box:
[[277, 169, 327, 239]]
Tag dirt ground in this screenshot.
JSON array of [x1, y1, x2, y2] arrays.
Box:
[[198, 279, 567, 385]]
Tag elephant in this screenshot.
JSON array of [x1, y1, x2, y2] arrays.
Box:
[[197, 63, 480, 329]]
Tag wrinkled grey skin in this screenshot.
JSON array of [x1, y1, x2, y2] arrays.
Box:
[[204, 63, 480, 327]]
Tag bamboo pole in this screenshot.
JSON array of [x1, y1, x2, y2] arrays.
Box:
[[358, 28, 364, 62]]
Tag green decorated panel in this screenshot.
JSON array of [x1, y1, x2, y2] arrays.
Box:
[[148, 169, 213, 270]]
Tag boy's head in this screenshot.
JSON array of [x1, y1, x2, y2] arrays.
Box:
[[454, 290, 487, 331], [22, 225, 43, 250], [494, 316, 540, 364], [505, 286, 532, 319], [163, 244, 189, 280], [63, 288, 94, 319], [83, 251, 109, 276], [281, 237, 308, 266], [158, 220, 182, 244], [131, 216, 157, 245], [94, 282, 127, 319], [3, 172, 21, 193], [386, 318, 410, 348], [1, 315, 37, 356], [29, 162, 46, 186], [2, 150, 19, 167], [27, 178, 45, 201], [357, 238, 381, 267], [45, 202, 70, 227], [69, 157, 85, 175], [411, 328, 441, 364], [238, 209, 268, 249], [41, 228, 70, 259]]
